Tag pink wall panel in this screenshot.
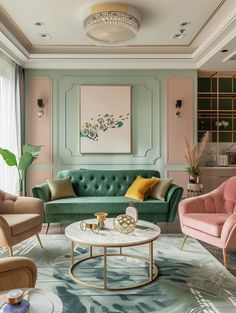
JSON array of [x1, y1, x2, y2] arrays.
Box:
[[167, 170, 188, 197], [28, 169, 52, 196], [166, 77, 193, 164], [29, 77, 52, 164]]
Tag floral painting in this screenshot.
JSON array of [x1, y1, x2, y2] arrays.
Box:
[[80, 86, 131, 153]]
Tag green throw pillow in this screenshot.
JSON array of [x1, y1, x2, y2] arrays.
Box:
[[47, 177, 76, 200], [150, 178, 173, 201]]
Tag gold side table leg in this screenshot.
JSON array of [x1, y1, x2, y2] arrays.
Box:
[[71, 241, 74, 265], [149, 241, 153, 281], [104, 247, 107, 289]]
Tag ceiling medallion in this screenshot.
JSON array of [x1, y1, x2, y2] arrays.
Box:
[[83, 3, 140, 45]]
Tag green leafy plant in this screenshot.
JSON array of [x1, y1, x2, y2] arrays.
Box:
[[0, 144, 42, 195]]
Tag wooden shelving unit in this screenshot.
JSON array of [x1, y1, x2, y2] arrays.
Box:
[[198, 73, 236, 143]]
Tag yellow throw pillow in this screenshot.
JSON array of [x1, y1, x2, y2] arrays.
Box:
[[47, 177, 76, 200], [150, 178, 173, 201], [125, 176, 160, 201]]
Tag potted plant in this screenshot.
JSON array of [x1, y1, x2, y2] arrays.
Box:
[[0, 144, 42, 195], [184, 132, 209, 184]]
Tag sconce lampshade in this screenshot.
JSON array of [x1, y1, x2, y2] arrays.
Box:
[[83, 3, 140, 45]]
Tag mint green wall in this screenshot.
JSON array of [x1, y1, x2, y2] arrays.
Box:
[[25, 69, 197, 178]]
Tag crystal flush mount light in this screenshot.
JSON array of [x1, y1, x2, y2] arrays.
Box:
[[83, 3, 140, 45]]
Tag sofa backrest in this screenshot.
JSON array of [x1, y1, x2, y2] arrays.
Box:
[[57, 169, 160, 197]]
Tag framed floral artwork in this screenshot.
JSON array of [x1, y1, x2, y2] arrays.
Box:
[[80, 85, 131, 153]]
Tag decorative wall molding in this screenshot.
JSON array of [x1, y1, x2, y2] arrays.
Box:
[[59, 75, 160, 165]]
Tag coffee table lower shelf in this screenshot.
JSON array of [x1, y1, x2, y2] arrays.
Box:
[[69, 246, 158, 291]]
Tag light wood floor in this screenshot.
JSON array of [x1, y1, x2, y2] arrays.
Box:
[[41, 216, 236, 277]]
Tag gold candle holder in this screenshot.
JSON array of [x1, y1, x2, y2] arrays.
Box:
[[95, 212, 108, 230]]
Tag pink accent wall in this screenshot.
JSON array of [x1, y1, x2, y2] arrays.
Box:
[[29, 77, 52, 164], [166, 77, 193, 164], [167, 170, 188, 197], [28, 170, 52, 196]]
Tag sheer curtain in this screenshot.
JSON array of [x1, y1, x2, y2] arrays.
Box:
[[0, 52, 22, 194]]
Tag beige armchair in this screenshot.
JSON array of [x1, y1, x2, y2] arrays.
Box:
[[0, 190, 44, 257], [0, 257, 37, 292]]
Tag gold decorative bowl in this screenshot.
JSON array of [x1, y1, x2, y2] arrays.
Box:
[[113, 214, 136, 234]]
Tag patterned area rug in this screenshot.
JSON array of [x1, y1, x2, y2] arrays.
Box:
[[1, 234, 236, 313]]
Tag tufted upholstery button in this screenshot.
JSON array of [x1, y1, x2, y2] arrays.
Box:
[[90, 176, 94, 180], [79, 176, 83, 180], [106, 185, 110, 189], [118, 184, 121, 189], [83, 185, 87, 189], [123, 176, 126, 180], [101, 176, 105, 180], [95, 185, 99, 190], [112, 176, 116, 181]]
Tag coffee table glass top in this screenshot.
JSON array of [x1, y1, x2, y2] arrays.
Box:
[[65, 218, 161, 247]]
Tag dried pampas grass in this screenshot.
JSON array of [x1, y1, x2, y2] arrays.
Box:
[[184, 132, 209, 174]]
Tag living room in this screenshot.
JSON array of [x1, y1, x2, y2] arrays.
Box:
[[0, 0, 235, 312]]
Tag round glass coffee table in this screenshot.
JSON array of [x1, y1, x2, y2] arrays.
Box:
[[65, 218, 161, 291]]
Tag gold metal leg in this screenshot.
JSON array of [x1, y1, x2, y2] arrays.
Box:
[[223, 248, 227, 268], [36, 234, 43, 248], [104, 247, 107, 289], [181, 234, 188, 250], [71, 241, 74, 265], [8, 246, 13, 257], [45, 223, 50, 234], [89, 245, 93, 257], [149, 241, 153, 281], [120, 247, 122, 255]]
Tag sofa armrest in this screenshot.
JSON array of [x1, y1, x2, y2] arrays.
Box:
[[0, 257, 37, 291], [0, 216, 11, 246], [13, 196, 44, 218], [221, 214, 236, 248], [166, 184, 183, 222], [32, 183, 51, 202]]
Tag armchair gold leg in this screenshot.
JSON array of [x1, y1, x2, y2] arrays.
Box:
[[223, 248, 227, 268], [181, 235, 188, 250], [45, 223, 50, 234], [36, 234, 43, 248], [8, 246, 13, 257]]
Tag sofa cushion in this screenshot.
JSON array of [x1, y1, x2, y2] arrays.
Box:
[[2, 214, 41, 236], [182, 213, 230, 237], [47, 177, 76, 200], [125, 176, 159, 201], [44, 196, 169, 215], [150, 178, 173, 201]]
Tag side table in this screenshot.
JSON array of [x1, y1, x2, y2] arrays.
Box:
[[187, 183, 203, 197], [0, 288, 63, 313]]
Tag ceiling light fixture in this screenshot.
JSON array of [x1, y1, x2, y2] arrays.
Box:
[[39, 33, 51, 39], [83, 3, 140, 45]]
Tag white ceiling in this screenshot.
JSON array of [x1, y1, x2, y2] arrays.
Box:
[[0, 0, 235, 69]]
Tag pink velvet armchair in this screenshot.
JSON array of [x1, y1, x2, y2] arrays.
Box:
[[179, 177, 236, 267], [0, 190, 44, 257]]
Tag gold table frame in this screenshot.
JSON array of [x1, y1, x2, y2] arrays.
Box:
[[69, 240, 158, 291]]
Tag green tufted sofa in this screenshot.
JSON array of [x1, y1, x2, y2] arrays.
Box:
[[32, 169, 183, 232]]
